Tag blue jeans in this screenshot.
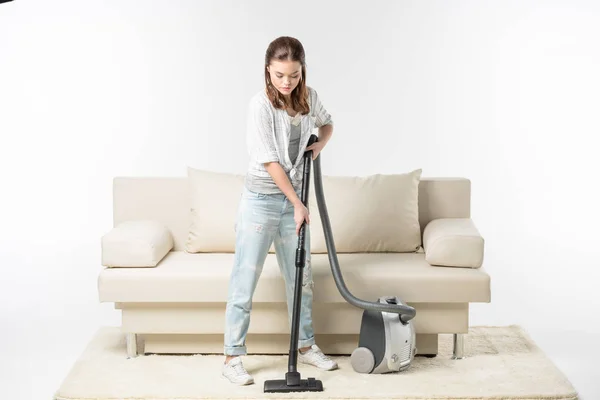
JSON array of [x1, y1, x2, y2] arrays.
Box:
[[223, 186, 316, 356]]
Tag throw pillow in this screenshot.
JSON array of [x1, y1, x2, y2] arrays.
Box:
[[307, 168, 423, 253]]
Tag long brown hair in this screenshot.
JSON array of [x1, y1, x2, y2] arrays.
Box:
[[264, 36, 310, 115]]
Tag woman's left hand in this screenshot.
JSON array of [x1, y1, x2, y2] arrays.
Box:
[[305, 141, 326, 160]]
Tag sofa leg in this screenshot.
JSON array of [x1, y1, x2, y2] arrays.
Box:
[[452, 333, 465, 360], [126, 333, 138, 358]]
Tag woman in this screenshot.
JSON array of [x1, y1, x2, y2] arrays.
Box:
[[222, 36, 337, 385]]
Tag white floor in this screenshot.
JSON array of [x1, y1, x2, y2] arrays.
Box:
[[1, 309, 598, 400]]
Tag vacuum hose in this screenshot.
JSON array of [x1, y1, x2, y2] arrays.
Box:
[[306, 134, 416, 324]]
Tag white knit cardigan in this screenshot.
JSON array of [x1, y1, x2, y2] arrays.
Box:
[[245, 85, 334, 187]]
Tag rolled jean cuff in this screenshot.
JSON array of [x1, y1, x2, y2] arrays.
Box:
[[224, 345, 247, 356], [298, 337, 316, 349]]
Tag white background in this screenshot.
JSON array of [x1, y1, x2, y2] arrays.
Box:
[[1, 0, 599, 398]]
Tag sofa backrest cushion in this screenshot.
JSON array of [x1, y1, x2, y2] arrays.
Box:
[[184, 167, 422, 253], [185, 167, 245, 253], [307, 169, 423, 253], [112, 173, 471, 252]]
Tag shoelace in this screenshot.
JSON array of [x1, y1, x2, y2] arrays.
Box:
[[231, 362, 249, 376], [302, 349, 331, 363]]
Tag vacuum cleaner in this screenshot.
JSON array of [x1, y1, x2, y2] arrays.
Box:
[[264, 134, 417, 393]]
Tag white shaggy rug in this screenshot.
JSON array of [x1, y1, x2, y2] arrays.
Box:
[[53, 325, 579, 400]]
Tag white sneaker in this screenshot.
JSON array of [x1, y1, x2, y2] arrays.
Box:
[[298, 344, 338, 370], [222, 357, 254, 385]]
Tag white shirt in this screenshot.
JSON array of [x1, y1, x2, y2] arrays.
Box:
[[244, 85, 334, 192]]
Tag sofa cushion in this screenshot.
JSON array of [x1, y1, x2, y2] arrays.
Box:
[[98, 250, 490, 303], [185, 167, 423, 254], [101, 220, 173, 267], [423, 218, 484, 268], [185, 167, 245, 253], [307, 169, 423, 253]]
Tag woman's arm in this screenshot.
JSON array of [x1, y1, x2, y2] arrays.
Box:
[[263, 162, 302, 206], [265, 161, 311, 235]]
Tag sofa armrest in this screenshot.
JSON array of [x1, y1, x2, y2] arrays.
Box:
[[101, 220, 174, 268], [422, 218, 484, 268]]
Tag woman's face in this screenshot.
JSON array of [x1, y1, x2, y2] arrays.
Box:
[[267, 60, 302, 98]]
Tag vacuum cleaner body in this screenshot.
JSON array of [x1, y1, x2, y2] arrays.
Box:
[[351, 296, 417, 374]]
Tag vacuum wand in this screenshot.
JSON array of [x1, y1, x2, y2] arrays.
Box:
[[264, 134, 323, 393], [286, 135, 313, 376]]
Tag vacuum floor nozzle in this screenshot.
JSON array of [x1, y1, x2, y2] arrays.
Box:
[[264, 372, 323, 393]]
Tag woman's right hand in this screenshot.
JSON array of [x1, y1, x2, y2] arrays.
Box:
[[294, 202, 310, 235]]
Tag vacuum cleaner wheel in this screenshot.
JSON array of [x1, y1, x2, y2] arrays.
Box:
[[350, 347, 375, 374]]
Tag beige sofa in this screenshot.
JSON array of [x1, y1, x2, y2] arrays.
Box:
[[97, 167, 490, 360]]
